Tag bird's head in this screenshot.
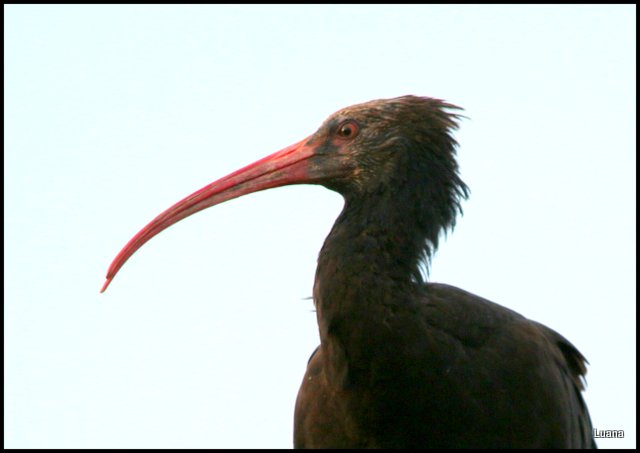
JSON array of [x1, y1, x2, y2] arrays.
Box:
[[301, 96, 467, 199], [101, 96, 468, 292]]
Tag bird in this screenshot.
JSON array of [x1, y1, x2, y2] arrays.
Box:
[[101, 96, 596, 448]]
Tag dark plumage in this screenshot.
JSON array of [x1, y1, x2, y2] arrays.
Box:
[[102, 96, 596, 448]]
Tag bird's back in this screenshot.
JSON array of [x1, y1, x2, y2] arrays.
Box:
[[416, 283, 595, 448], [294, 282, 595, 448]]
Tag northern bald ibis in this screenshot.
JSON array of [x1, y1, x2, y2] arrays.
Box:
[[102, 96, 596, 448]]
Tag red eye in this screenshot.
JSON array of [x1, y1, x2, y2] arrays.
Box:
[[337, 121, 359, 139]]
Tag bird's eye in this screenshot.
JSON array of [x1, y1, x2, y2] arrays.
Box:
[[336, 121, 359, 139]]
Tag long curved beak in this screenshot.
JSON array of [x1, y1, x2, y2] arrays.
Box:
[[101, 135, 324, 293]]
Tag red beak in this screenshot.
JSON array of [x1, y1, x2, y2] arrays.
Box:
[[101, 135, 323, 293]]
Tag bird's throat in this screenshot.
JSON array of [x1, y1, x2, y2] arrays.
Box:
[[312, 195, 430, 380]]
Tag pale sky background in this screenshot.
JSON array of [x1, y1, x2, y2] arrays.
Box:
[[4, 5, 636, 449]]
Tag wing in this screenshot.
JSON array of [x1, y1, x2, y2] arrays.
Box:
[[534, 322, 597, 448], [421, 283, 596, 448]]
